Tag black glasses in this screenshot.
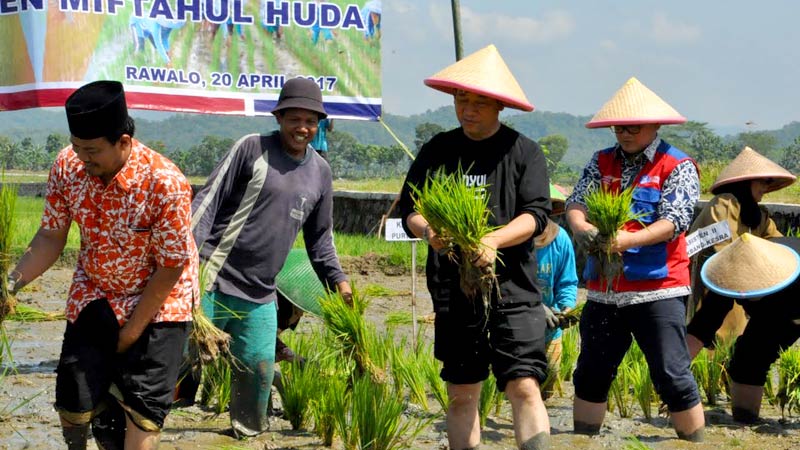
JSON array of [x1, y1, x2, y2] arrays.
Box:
[[611, 125, 642, 135]]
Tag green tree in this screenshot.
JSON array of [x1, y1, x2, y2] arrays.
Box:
[[734, 131, 778, 160], [780, 137, 800, 173], [413, 122, 444, 155], [45, 133, 69, 158], [0, 136, 16, 171], [538, 134, 569, 175], [184, 136, 234, 176]]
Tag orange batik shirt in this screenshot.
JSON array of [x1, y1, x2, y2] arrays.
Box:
[[43, 139, 198, 325]]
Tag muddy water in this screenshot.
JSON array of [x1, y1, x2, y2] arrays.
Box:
[[2, 266, 800, 449]]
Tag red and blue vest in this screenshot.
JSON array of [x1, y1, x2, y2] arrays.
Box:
[[586, 141, 696, 293]]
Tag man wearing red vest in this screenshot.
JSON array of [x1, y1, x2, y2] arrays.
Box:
[[565, 78, 705, 441]]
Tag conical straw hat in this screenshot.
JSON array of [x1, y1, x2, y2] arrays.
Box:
[[711, 146, 797, 194], [424, 44, 534, 111], [586, 77, 686, 128], [701, 233, 800, 299]]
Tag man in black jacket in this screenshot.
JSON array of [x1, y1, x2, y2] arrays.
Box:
[[398, 44, 552, 450]]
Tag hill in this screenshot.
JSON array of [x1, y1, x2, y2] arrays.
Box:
[[2, 107, 798, 169]]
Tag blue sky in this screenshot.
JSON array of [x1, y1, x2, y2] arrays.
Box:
[[382, 1, 800, 131]]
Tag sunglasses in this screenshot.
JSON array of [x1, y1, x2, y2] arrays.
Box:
[[611, 125, 642, 135]]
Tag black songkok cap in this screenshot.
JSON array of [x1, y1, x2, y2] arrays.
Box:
[[65, 80, 129, 140]]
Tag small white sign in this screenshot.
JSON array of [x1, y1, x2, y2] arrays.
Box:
[[385, 218, 420, 241], [686, 220, 732, 257]]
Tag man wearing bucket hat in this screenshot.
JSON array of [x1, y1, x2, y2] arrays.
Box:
[[534, 185, 578, 400], [686, 146, 797, 347], [398, 45, 553, 450], [689, 233, 800, 422], [565, 77, 705, 440], [190, 77, 352, 438], [8, 80, 198, 449]]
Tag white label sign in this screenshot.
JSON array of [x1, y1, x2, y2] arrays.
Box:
[[686, 220, 732, 257], [385, 218, 420, 241]]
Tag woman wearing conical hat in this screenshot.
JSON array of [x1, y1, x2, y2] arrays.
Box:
[[691, 234, 800, 422], [686, 147, 796, 368], [565, 77, 705, 441]]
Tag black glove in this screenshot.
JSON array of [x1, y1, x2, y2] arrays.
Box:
[[573, 227, 600, 254], [544, 305, 560, 329]]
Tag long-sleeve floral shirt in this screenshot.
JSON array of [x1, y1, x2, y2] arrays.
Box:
[[43, 140, 198, 325], [566, 137, 701, 306]]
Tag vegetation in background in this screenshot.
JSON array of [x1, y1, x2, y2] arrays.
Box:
[[0, 181, 17, 322], [775, 346, 800, 418]]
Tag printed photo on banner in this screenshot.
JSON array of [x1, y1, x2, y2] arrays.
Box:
[[0, 0, 382, 119]]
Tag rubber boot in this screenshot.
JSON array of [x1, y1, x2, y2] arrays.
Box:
[[230, 359, 274, 438], [91, 400, 126, 450]]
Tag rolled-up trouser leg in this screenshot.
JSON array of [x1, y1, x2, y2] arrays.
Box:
[[222, 298, 277, 438], [91, 398, 126, 450], [62, 423, 90, 450]]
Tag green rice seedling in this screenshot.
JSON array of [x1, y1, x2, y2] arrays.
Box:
[[189, 262, 235, 373], [691, 334, 735, 406], [348, 375, 429, 450], [390, 336, 429, 410], [384, 311, 413, 326], [281, 359, 321, 430], [786, 227, 800, 238], [363, 284, 403, 297], [320, 287, 387, 383], [417, 342, 448, 414], [583, 185, 646, 289], [764, 363, 778, 406], [410, 165, 501, 307], [309, 371, 348, 446], [198, 358, 233, 414], [559, 301, 585, 330], [559, 326, 580, 383], [5, 304, 64, 322], [608, 344, 639, 418], [775, 346, 800, 418], [0, 182, 17, 322], [623, 435, 653, 450], [627, 342, 657, 420], [478, 373, 498, 427]]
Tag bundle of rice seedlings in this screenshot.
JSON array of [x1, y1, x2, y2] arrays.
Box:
[[6, 304, 65, 322], [281, 359, 321, 430], [198, 357, 233, 413], [775, 346, 800, 418], [187, 263, 234, 373], [583, 185, 645, 289], [559, 301, 585, 329], [0, 182, 17, 322], [310, 372, 348, 446], [410, 166, 501, 307], [559, 326, 580, 383], [320, 288, 387, 383], [348, 375, 429, 450]]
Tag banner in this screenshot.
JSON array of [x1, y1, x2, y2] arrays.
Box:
[[0, 0, 382, 120]]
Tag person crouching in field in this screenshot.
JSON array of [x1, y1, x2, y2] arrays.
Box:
[[689, 234, 800, 423], [8, 80, 198, 450], [565, 77, 705, 441], [686, 147, 796, 350]]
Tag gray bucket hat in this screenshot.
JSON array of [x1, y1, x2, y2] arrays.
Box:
[[272, 77, 327, 118]]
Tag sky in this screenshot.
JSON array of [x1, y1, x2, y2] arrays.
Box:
[[381, 0, 800, 131]]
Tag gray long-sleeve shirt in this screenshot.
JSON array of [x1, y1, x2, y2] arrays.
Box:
[[192, 132, 347, 304]]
